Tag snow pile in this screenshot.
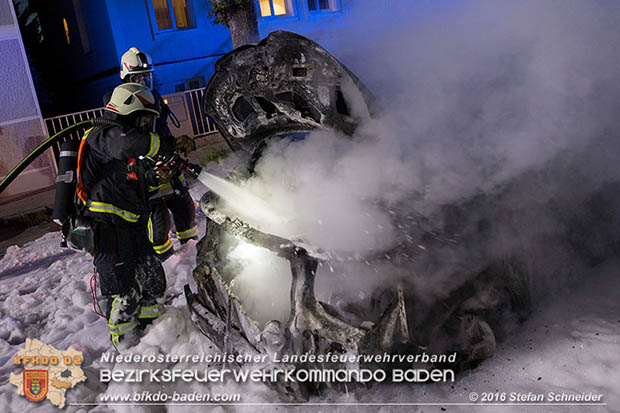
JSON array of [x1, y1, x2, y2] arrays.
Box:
[[336, 261, 620, 412], [2, 227, 618, 412], [0, 201, 286, 412], [0, 232, 107, 411]]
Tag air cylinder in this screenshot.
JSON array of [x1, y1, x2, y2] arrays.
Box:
[[52, 140, 80, 225]]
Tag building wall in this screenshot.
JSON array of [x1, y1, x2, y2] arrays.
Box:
[[258, 0, 353, 46], [0, 0, 53, 199], [76, 0, 358, 99], [105, 0, 232, 95], [32, 0, 119, 115], [254, 0, 417, 95], [25, 0, 370, 116], [256, 0, 363, 80]]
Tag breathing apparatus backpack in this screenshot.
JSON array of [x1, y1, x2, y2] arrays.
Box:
[[50, 138, 90, 251], [50, 117, 202, 253], [52, 118, 122, 252]]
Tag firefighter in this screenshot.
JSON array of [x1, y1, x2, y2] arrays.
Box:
[[82, 83, 170, 351], [109, 47, 198, 261]]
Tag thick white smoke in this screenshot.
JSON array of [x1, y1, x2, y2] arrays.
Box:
[[214, 0, 620, 324], [219, 0, 620, 254]]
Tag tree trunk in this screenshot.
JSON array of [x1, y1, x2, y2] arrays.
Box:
[[227, 1, 260, 48]]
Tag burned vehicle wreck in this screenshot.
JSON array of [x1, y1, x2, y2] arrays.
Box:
[[184, 31, 535, 400]]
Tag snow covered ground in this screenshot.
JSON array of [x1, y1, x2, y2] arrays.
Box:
[[0, 189, 619, 412]]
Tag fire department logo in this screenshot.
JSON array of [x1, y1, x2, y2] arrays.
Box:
[[10, 338, 86, 408], [23, 370, 49, 402]]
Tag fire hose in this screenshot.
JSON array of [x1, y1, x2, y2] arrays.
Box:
[[0, 119, 124, 196]]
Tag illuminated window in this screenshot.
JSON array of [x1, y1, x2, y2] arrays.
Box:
[[259, 0, 293, 17], [150, 0, 193, 31], [153, 0, 172, 30], [171, 0, 190, 27], [307, 0, 339, 12], [62, 18, 70, 45]]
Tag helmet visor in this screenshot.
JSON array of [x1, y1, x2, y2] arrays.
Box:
[[136, 52, 152, 70]]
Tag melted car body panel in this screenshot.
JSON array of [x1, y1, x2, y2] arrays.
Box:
[[202, 31, 376, 152]]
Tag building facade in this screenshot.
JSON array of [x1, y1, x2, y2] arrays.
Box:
[[2, 0, 365, 213], [0, 0, 54, 206], [19, 0, 357, 117]]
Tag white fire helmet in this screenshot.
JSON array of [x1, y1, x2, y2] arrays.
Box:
[[105, 83, 160, 117], [120, 47, 154, 84]]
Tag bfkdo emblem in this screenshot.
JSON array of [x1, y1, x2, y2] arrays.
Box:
[[23, 370, 48, 402]]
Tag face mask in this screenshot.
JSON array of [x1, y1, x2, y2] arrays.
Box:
[[136, 115, 155, 133], [129, 72, 153, 89]]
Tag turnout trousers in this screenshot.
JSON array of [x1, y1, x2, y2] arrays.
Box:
[[93, 223, 166, 351], [147, 188, 197, 260]]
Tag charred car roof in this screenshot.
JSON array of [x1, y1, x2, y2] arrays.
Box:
[[202, 31, 377, 151]]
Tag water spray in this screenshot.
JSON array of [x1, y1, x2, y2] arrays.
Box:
[[197, 170, 292, 234]]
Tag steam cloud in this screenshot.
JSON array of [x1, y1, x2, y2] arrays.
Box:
[[217, 0, 620, 323]]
